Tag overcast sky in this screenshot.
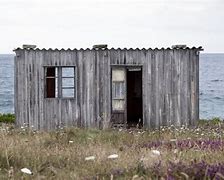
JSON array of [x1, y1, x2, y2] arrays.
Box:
[[0, 0, 223, 53]]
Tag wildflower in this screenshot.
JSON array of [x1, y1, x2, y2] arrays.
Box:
[[151, 150, 161, 156], [170, 139, 177, 142], [68, 140, 74, 143], [8, 167, 14, 178], [85, 156, 95, 161], [21, 168, 32, 175], [132, 175, 139, 179], [108, 154, 118, 159]]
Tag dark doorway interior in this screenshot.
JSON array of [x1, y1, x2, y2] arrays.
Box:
[[127, 68, 143, 128]]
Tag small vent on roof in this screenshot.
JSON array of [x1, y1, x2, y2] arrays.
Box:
[[22, 44, 37, 49], [93, 44, 108, 49], [171, 45, 187, 49]]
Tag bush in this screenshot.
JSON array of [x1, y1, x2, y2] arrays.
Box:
[[0, 113, 15, 123], [210, 117, 222, 124]]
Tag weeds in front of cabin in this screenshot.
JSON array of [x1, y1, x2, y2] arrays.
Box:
[[0, 113, 15, 124], [0, 118, 224, 179]]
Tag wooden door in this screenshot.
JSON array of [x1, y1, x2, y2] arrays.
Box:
[[111, 68, 126, 126]]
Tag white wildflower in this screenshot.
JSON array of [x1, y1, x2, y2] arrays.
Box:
[[68, 140, 74, 143], [21, 168, 32, 175], [151, 150, 161, 156], [170, 139, 177, 142], [108, 154, 118, 159], [85, 156, 95, 161]]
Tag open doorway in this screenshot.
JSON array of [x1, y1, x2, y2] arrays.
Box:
[[127, 68, 143, 128]]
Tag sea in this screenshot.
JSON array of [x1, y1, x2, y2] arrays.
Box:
[[0, 53, 224, 119]]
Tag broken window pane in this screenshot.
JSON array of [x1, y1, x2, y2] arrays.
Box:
[[46, 67, 58, 98]]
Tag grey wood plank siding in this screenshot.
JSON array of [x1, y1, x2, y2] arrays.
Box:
[[14, 48, 200, 130]]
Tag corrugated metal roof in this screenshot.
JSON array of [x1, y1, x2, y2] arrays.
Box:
[[14, 46, 203, 51]]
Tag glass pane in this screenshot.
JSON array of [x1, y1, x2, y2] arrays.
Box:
[[112, 69, 125, 82], [62, 67, 74, 77], [112, 82, 125, 99], [62, 78, 74, 88], [112, 100, 124, 111], [62, 88, 74, 98]]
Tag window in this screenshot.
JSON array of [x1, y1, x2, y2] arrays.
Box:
[[45, 67, 75, 98], [112, 68, 125, 111]]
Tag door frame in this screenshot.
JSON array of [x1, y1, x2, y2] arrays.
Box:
[[111, 64, 143, 127]]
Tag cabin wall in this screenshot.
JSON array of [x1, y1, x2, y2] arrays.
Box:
[[14, 48, 199, 130]]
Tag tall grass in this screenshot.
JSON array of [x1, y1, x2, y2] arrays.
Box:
[[0, 120, 224, 179]]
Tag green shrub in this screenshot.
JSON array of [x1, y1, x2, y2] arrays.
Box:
[[0, 113, 15, 123], [210, 117, 222, 124]]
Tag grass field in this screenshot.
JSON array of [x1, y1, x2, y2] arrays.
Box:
[[0, 119, 224, 179]]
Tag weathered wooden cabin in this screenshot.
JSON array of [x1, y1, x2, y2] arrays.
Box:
[[14, 45, 203, 130]]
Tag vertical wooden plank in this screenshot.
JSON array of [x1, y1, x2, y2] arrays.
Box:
[[173, 50, 181, 126], [150, 50, 156, 128], [39, 50, 45, 130], [105, 50, 111, 128], [159, 50, 166, 127], [181, 50, 190, 126], [154, 50, 163, 128], [85, 50, 92, 127], [190, 50, 199, 125], [102, 50, 108, 128], [142, 50, 147, 128], [14, 53, 18, 127], [163, 49, 171, 126], [145, 50, 152, 128], [195, 50, 200, 124], [179, 49, 185, 126]]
